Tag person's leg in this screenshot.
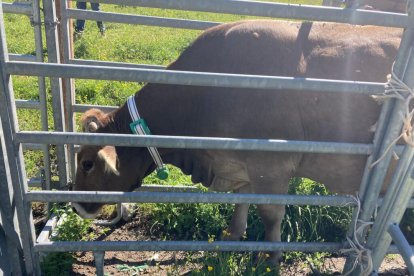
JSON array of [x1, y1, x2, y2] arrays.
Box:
[[75, 1, 87, 33], [91, 3, 105, 34]]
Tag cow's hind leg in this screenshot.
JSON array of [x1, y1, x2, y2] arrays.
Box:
[[222, 184, 251, 241], [256, 204, 286, 264]]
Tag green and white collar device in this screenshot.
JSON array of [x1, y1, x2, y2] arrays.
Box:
[[127, 95, 169, 180]]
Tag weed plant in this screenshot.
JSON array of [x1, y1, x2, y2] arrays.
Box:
[[40, 205, 94, 275], [144, 177, 352, 273]]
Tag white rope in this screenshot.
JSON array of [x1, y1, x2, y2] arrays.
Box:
[[340, 194, 373, 276], [370, 68, 414, 168]]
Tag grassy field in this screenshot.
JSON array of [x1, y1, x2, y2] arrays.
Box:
[[3, 1, 412, 275]]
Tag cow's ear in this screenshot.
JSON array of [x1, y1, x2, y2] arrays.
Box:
[[98, 146, 119, 176], [80, 108, 107, 132]]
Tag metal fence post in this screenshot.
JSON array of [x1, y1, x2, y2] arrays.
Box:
[[58, 0, 77, 182], [388, 223, 414, 275], [343, 1, 414, 273], [0, 223, 11, 276], [0, 2, 40, 274], [32, 0, 52, 192], [43, 0, 70, 188], [368, 151, 414, 271], [0, 135, 24, 276], [362, 6, 414, 266]]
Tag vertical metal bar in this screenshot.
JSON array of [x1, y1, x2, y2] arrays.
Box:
[[0, 223, 11, 275], [388, 224, 414, 275], [32, 0, 52, 212], [345, 99, 393, 239], [59, 0, 76, 182], [43, 0, 70, 188], [0, 134, 24, 276], [365, 0, 414, 270], [93, 251, 105, 276], [368, 145, 414, 269], [0, 2, 39, 274], [343, 0, 414, 274]]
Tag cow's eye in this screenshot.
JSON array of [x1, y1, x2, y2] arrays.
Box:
[[82, 160, 94, 173]]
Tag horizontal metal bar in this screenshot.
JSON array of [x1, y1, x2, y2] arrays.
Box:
[[73, 103, 117, 113], [388, 224, 414, 275], [27, 178, 42, 188], [388, 245, 414, 254], [9, 54, 37, 62], [6, 61, 387, 95], [26, 191, 357, 206], [90, 0, 408, 28], [138, 184, 199, 192], [15, 99, 40, 110], [2, 2, 32, 15], [22, 143, 43, 151], [36, 215, 58, 243], [24, 184, 414, 207], [27, 179, 60, 189], [377, 197, 414, 208], [70, 58, 165, 70], [34, 240, 344, 252], [136, 186, 414, 207], [16, 131, 374, 155], [32, 240, 414, 254], [67, 9, 220, 30]]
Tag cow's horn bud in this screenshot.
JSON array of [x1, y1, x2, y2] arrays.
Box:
[[87, 121, 98, 132]]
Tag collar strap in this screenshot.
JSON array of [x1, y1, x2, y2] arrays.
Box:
[[127, 96, 169, 180]]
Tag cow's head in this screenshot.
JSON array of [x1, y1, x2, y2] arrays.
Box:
[[72, 108, 155, 218]]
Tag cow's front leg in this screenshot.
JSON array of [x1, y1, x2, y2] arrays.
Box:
[[256, 204, 286, 264], [222, 184, 251, 241]]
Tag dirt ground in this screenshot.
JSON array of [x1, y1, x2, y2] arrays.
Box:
[[67, 212, 410, 276]]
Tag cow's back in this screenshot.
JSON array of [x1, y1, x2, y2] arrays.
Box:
[[137, 21, 402, 193]]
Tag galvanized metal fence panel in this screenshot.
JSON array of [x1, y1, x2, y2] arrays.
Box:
[[1, 0, 414, 275], [0, 4, 39, 272], [343, 3, 414, 273]]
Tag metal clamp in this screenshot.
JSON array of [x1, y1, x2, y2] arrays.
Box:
[[30, 18, 60, 27]]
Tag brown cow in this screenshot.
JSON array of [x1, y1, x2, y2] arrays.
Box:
[[73, 20, 402, 263]]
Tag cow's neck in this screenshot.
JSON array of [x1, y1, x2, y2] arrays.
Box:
[[102, 83, 186, 155]]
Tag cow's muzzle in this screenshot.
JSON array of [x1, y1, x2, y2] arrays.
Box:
[[71, 202, 103, 219]]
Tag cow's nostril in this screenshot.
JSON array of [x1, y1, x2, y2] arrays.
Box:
[[82, 160, 94, 172]]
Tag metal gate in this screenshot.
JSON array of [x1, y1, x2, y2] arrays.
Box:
[[1, 0, 414, 275]]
